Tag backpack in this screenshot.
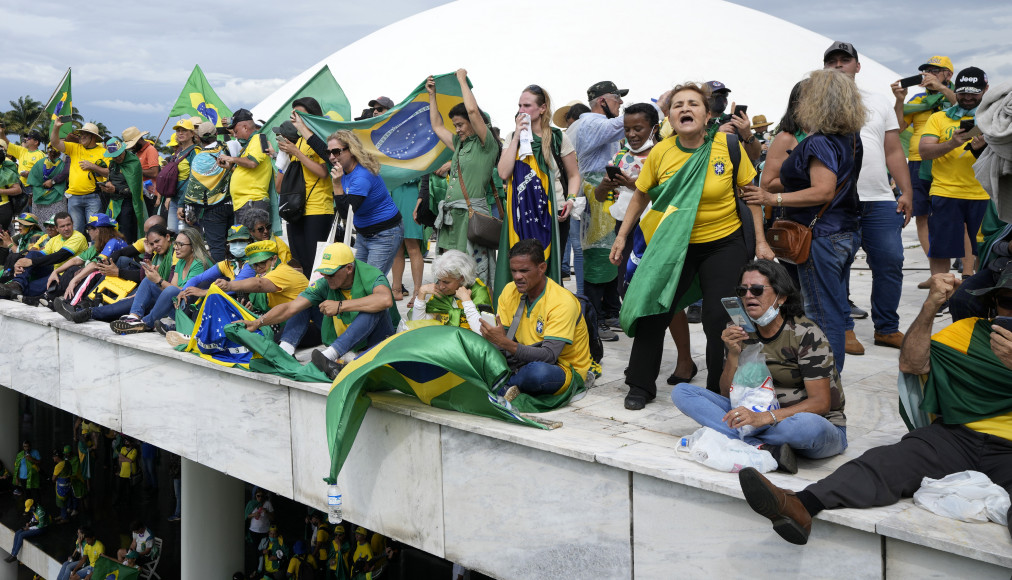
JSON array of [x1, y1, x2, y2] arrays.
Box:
[[184, 145, 232, 206], [725, 133, 756, 259], [575, 293, 604, 365], [154, 145, 195, 199], [278, 159, 310, 223]]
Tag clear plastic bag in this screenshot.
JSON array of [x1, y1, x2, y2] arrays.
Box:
[[913, 470, 1011, 525], [728, 343, 779, 437], [682, 426, 777, 473]]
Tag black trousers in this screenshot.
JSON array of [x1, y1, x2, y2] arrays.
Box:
[[625, 229, 748, 397], [585, 279, 620, 320], [288, 214, 333, 270], [807, 421, 1012, 535]]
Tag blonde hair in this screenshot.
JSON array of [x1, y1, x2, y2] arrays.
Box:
[[523, 85, 554, 162], [669, 82, 712, 115], [796, 69, 867, 135], [328, 130, 381, 175]]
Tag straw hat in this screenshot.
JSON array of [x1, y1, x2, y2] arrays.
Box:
[[553, 100, 582, 129], [121, 126, 149, 148], [751, 115, 774, 130]]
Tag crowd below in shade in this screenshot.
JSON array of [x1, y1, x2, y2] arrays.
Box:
[[1, 39, 1011, 556]]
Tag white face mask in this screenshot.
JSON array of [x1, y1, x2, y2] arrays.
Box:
[[749, 295, 781, 326], [229, 242, 247, 258], [628, 138, 655, 154]]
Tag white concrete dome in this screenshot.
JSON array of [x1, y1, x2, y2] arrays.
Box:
[[252, 0, 900, 132]]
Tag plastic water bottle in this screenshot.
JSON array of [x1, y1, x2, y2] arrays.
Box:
[[676, 430, 703, 453], [327, 484, 343, 524]]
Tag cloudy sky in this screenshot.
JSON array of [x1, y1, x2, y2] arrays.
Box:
[[1, 0, 1006, 141]]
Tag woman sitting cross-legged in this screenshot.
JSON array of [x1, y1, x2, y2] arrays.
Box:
[[109, 227, 212, 334], [409, 250, 492, 334], [671, 259, 847, 473]]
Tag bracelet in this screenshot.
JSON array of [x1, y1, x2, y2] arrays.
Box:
[[337, 301, 343, 315], [769, 410, 779, 425], [777, 193, 783, 207], [157, 278, 165, 286]]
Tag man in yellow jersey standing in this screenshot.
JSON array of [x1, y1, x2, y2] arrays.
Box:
[[218, 109, 273, 226], [49, 119, 106, 235]]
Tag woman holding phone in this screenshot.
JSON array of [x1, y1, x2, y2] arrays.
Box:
[[672, 259, 847, 473]]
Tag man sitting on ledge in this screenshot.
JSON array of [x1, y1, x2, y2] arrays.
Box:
[[737, 269, 1012, 544], [481, 238, 592, 400], [242, 242, 398, 380], [0, 211, 87, 300]]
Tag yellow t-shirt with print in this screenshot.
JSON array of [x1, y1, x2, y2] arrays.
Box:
[[263, 263, 309, 309], [63, 141, 107, 196], [298, 138, 335, 216], [497, 278, 592, 395], [83, 540, 105, 566], [921, 112, 988, 200], [931, 318, 1012, 441], [230, 137, 273, 210], [635, 132, 756, 244], [5, 143, 46, 185], [42, 231, 89, 267]]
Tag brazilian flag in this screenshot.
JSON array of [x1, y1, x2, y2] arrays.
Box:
[[324, 326, 583, 482], [43, 68, 73, 138], [260, 64, 352, 150], [90, 557, 140, 580], [298, 72, 466, 191], [169, 64, 233, 127]]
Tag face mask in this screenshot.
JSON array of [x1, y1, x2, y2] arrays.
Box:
[[749, 296, 781, 326], [628, 138, 655, 154], [601, 101, 618, 119], [229, 242, 247, 258], [710, 95, 728, 114]]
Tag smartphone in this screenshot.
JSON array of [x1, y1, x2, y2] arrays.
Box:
[[58, 115, 73, 123], [899, 74, 923, 89], [605, 166, 623, 180], [993, 316, 1012, 332], [733, 105, 748, 118], [721, 296, 756, 333], [959, 119, 976, 132]]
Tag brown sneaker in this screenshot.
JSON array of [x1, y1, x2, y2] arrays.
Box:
[[873, 331, 904, 349], [738, 467, 812, 545], [844, 330, 864, 355]]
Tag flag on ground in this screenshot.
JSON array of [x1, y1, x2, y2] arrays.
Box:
[[261, 65, 351, 150], [170, 65, 233, 127], [297, 73, 467, 191], [44, 68, 73, 138], [90, 556, 140, 580], [324, 325, 584, 482]]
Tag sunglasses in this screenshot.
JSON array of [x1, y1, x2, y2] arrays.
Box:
[[173, 242, 191, 248], [735, 284, 772, 298], [254, 225, 269, 233], [525, 84, 545, 95], [995, 294, 1012, 310], [328, 147, 346, 156]]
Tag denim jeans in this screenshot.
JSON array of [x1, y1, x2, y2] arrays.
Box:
[[57, 559, 77, 580], [671, 383, 848, 459], [857, 201, 905, 334], [11, 251, 54, 296], [92, 296, 135, 321], [11, 527, 44, 557], [167, 198, 180, 233], [568, 218, 584, 295], [278, 305, 324, 349], [129, 278, 181, 328], [356, 223, 404, 275], [281, 307, 393, 358], [172, 477, 181, 518], [798, 231, 857, 372], [506, 361, 567, 396], [142, 456, 157, 489], [67, 193, 102, 235]]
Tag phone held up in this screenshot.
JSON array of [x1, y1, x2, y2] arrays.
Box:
[[993, 316, 1012, 333], [721, 296, 756, 333], [899, 74, 923, 89]]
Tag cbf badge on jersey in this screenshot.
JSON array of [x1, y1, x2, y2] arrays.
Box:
[[536, 318, 544, 334]]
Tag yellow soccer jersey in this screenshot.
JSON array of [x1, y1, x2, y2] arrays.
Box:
[[263, 263, 309, 309], [298, 138, 335, 216], [230, 137, 273, 210], [635, 132, 756, 243], [6, 143, 46, 185], [921, 112, 988, 200], [63, 141, 107, 196], [42, 231, 88, 267], [497, 278, 592, 394]]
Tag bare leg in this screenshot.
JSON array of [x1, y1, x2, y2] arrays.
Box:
[[404, 239, 424, 306], [391, 243, 406, 300], [928, 257, 950, 277], [915, 215, 930, 256], [962, 229, 975, 278], [668, 310, 695, 377]]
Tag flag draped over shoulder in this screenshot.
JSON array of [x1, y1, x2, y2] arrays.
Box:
[[170, 65, 233, 127], [297, 73, 465, 191], [106, 151, 148, 239], [494, 132, 561, 305], [90, 556, 140, 580], [261, 65, 351, 150], [325, 326, 569, 482], [619, 140, 709, 336], [26, 156, 66, 205], [44, 69, 73, 138]]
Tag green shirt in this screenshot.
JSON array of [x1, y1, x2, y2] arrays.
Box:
[[445, 128, 499, 205]]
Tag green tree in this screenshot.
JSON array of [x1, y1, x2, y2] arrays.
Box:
[[3, 95, 45, 137], [89, 120, 112, 141]]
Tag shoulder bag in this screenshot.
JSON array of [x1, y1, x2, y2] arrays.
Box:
[[458, 158, 505, 248]]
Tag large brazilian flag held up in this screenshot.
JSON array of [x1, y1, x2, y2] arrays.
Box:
[[260, 64, 352, 150], [298, 73, 465, 191], [43, 68, 73, 138], [170, 65, 233, 127], [324, 326, 571, 482]]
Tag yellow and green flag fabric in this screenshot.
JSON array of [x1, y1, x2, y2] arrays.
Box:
[[324, 326, 584, 481], [297, 73, 466, 191], [170, 65, 233, 127], [44, 68, 73, 138], [618, 141, 708, 336], [90, 556, 139, 580], [261, 65, 351, 150]]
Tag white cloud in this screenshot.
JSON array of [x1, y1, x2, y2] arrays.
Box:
[[207, 76, 290, 108], [92, 99, 170, 114]]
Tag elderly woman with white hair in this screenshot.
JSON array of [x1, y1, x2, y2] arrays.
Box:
[[410, 249, 493, 334]]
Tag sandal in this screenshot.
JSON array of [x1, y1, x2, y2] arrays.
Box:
[[666, 361, 698, 385]]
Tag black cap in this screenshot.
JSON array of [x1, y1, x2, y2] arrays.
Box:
[[229, 108, 254, 128], [954, 67, 988, 94], [969, 262, 1012, 297], [24, 131, 45, 143], [587, 81, 629, 102], [368, 96, 395, 110], [271, 120, 300, 143], [824, 41, 858, 62]]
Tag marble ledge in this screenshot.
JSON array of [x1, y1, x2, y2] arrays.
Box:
[[876, 503, 1012, 569]]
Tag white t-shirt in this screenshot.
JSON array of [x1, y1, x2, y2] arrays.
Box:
[[133, 529, 154, 554], [248, 500, 274, 533], [856, 88, 900, 202]]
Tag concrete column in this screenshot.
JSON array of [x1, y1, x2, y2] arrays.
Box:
[[0, 386, 18, 474], [181, 458, 244, 578], [0, 549, 16, 580]]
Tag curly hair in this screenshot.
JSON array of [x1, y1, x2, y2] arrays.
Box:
[[796, 69, 867, 135], [739, 259, 804, 320], [432, 249, 478, 287], [328, 130, 381, 175]]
